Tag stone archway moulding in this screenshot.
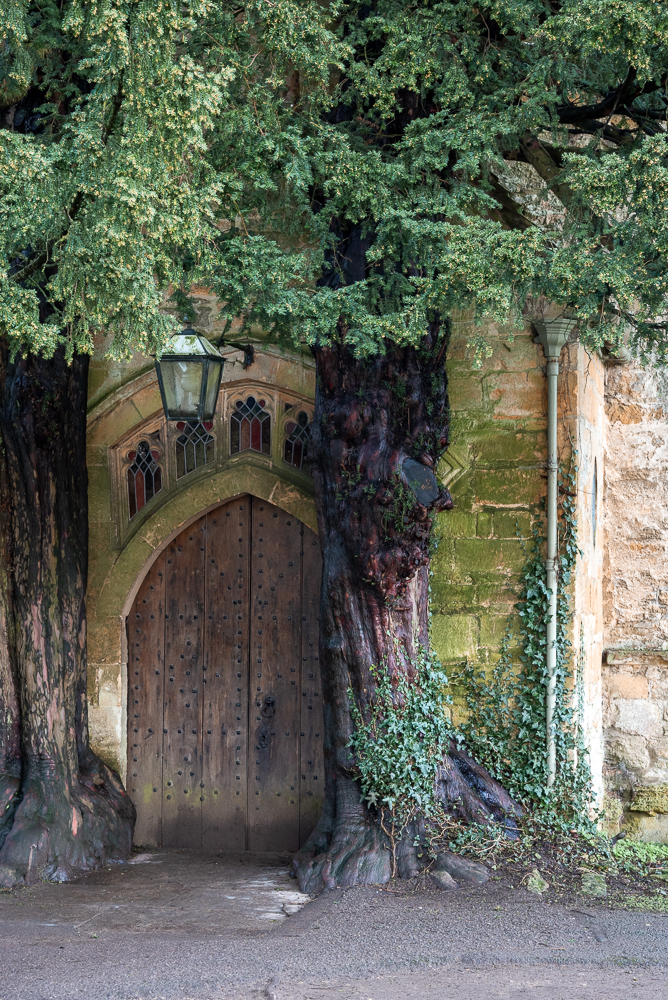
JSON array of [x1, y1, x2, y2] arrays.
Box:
[[109, 466, 318, 623], [91, 464, 318, 786], [85, 349, 318, 785]]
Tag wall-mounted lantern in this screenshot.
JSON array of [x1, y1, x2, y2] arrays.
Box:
[[155, 325, 225, 422]]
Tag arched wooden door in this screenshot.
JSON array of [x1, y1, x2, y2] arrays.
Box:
[[127, 496, 324, 852]]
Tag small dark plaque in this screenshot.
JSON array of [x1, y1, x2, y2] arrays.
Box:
[[403, 458, 440, 506]]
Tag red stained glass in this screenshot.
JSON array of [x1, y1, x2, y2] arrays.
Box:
[[134, 469, 146, 512], [250, 417, 261, 451], [230, 397, 271, 456], [127, 440, 162, 519]]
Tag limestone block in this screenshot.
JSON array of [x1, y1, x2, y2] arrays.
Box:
[[488, 370, 545, 419], [647, 668, 668, 700], [614, 699, 664, 738], [604, 728, 650, 770], [431, 614, 478, 662], [641, 768, 668, 785], [98, 676, 121, 708], [448, 377, 484, 412], [607, 673, 648, 700], [89, 705, 122, 774], [623, 812, 668, 845], [601, 795, 624, 836]]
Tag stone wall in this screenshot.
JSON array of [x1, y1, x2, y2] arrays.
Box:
[[84, 298, 626, 826], [603, 360, 668, 840], [431, 318, 605, 803], [432, 318, 544, 692]]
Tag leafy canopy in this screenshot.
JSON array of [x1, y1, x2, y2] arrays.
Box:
[[2, 1, 668, 361]]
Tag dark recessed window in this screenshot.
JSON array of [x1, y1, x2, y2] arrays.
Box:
[[175, 420, 214, 479], [284, 411, 310, 471]]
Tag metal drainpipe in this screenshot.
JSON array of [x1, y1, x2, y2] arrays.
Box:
[[534, 318, 577, 788]]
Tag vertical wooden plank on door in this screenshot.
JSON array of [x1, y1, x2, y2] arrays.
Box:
[[162, 519, 205, 848], [250, 499, 302, 852], [202, 498, 251, 852], [299, 527, 324, 846], [127, 555, 165, 847]]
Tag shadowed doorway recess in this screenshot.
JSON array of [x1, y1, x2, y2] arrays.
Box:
[[127, 495, 323, 852]]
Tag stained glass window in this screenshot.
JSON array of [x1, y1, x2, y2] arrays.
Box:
[[284, 410, 310, 470], [127, 440, 162, 519], [175, 420, 214, 479], [230, 396, 270, 456]]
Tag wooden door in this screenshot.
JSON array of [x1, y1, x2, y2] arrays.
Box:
[[127, 495, 324, 852]]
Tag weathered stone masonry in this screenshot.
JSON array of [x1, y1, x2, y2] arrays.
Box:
[[84, 300, 668, 841]]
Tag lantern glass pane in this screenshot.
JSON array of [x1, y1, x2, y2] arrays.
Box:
[[202, 359, 223, 421], [159, 359, 204, 419]]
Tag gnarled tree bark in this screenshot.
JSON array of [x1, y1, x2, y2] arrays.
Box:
[[293, 324, 521, 894], [0, 345, 134, 887]]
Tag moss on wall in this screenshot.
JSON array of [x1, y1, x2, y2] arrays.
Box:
[[431, 320, 545, 705]]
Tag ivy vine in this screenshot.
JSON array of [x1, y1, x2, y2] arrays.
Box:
[[348, 458, 597, 848], [348, 642, 454, 830], [455, 460, 597, 832]]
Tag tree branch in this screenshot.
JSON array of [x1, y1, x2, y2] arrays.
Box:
[[520, 136, 573, 208], [487, 174, 534, 231], [556, 67, 638, 124]]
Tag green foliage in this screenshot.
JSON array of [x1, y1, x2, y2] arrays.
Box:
[[348, 642, 454, 827], [455, 462, 596, 830], [3, 2, 668, 363], [613, 839, 668, 878], [381, 472, 418, 538]]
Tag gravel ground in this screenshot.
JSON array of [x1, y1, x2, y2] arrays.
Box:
[[0, 850, 666, 1000]]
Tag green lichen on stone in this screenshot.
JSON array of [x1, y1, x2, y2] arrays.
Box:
[[629, 785, 668, 816], [581, 872, 607, 897], [527, 869, 549, 893]]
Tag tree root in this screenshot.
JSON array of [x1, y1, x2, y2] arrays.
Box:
[[294, 778, 391, 894], [0, 752, 135, 888], [293, 748, 522, 895]]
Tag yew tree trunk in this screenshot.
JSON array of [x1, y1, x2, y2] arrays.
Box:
[[293, 327, 521, 894], [0, 344, 134, 887]]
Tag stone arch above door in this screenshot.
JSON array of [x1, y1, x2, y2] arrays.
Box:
[[87, 464, 318, 785], [85, 345, 317, 784]]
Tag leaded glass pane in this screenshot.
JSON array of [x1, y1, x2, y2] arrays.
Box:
[[284, 410, 310, 471], [230, 396, 271, 456], [127, 440, 162, 519], [175, 420, 215, 479]]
